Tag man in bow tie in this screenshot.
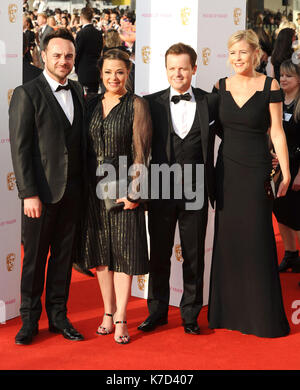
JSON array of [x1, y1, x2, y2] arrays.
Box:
[[138, 43, 219, 335], [9, 29, 86, 345]]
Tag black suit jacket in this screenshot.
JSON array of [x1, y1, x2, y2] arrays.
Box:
[[9, 73, 86, 204], [144, 87, 219, 207], [75, 24, 103, 86]]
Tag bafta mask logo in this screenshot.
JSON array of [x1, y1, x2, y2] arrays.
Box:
[[174, 244, 183, 263], [6, 253, 16, 272], [233, 8, 242, 25], [7, 89, 14, 106], [141, 46, 151, 64], [181, 7, 191, 26], [7, 172, 16, 191], [8, 4, 18, 23], [137, 275, 147, 291], [202, 48, 211, 66]]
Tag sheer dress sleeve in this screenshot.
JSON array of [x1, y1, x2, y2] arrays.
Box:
[[128, 95, 152, 202]]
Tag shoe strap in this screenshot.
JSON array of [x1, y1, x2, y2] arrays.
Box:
[[115, 320, 127, 324], [104, 313, 113, 317]]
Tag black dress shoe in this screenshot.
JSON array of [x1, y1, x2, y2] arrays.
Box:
[[278, 251, 300, 272], [137, 315, 168, 332], [15, 324, 39, 345], [183, 323, 201, 335], [49, 319, 84, 341], [72, 263, 94, 277]]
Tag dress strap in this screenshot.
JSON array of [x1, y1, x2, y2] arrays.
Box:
[[219, 77, 227, 93], [212, 77, 226, 94], [263, 76, 273, 92]]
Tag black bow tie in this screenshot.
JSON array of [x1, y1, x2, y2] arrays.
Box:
[[171, 93, 191, 104], [55, 84, 70, 92]]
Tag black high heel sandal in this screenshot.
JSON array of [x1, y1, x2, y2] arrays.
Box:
[[96, 313, 114, 335], [114, 320, 130, 344]]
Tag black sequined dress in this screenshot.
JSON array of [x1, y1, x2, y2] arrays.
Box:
[[74, 92, 152, 275]]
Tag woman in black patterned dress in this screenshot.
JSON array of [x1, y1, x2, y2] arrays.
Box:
[[75, 49, 152, 344]]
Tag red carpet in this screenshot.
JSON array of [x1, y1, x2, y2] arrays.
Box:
[[1, 217, 300, 371]]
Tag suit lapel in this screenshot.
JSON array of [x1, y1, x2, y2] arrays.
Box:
[[36, 73, 68, 130], [69, 80, 84, 113], [193, 88, 209, 164], [158, 87, 173, 163], [36, 74, 84, 125]]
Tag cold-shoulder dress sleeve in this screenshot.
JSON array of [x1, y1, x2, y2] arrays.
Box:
[[269, 88, 284, 103]]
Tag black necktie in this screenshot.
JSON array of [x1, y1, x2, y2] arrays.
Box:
[[55, 84, 70, 92], [171, 93, 192, 104]]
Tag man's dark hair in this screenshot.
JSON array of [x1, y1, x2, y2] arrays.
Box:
[[42, 28, 75, 51], [165, 42, 197, 68], [80, 6, 94, 21]]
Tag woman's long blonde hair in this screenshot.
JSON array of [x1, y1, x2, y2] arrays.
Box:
[[280, 59, 300, 122], [228, 29, 262, 70]]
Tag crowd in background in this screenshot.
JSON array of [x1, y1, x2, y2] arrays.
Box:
[[23, 5, 136, 83], [23, 5, 300, 82], [243, 9, 300, 80]]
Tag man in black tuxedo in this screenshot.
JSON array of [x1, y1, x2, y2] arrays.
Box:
[[75, 7, 103, 97], [138, 43, 219, 335], [9, 29, 86, 345]]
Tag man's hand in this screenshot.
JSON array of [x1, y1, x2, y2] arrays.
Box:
[[116, 198, 139, 210], [291, 170, 300, 191], [24, 196, 42, 218], [270, 151, 279, 169]]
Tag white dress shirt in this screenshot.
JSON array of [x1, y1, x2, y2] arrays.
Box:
[[170, 86, 196, 139], [43, 70, 74, 124]]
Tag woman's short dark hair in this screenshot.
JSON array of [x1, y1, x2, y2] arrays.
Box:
[[98, 48, 132, 71], [43, 28, 75, 51], [165, 43, 197, 68]]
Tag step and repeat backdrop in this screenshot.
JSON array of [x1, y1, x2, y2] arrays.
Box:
[[132, 0, 246, 306], [0, 0, 246, 322], [0, 0, 22, 323]]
